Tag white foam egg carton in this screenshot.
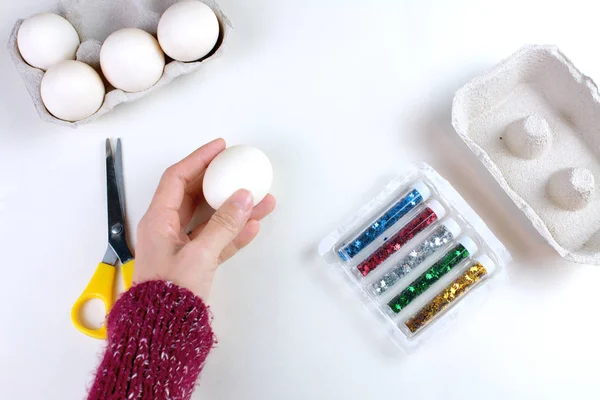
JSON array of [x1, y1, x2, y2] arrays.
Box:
[[452, 45, 600, 264], [7, 0, 231, 127]]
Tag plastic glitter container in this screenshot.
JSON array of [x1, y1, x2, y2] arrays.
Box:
[[318, 163, 510, 349]]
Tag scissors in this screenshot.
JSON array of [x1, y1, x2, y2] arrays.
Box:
[[71, 138, 135, 340]]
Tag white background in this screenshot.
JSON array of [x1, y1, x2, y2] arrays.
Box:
[[2, 0, 600, 399]]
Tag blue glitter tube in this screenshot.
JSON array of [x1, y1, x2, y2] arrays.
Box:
[[337, 181, 431, 261]]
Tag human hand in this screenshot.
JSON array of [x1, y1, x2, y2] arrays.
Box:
[[133, 138, 276, 300]]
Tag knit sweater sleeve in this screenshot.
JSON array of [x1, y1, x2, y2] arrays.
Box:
[[87, 281, 215, 400]]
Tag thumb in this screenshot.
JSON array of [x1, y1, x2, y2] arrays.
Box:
[[193, 189, 254, 259]]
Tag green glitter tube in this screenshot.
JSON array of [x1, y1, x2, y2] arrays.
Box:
[[387, 236, 477, 314]]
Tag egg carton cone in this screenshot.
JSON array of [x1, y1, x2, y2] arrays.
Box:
[[452, 44, 600, 265], [7, 0, 232, 127]]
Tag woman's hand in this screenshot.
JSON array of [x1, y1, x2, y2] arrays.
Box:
[[133, 138, 276, 300]]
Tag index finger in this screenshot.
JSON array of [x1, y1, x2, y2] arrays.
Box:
[[149, 138, 226, 213]]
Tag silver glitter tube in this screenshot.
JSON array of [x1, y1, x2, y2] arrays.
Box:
[[369, 218, 461, 296]]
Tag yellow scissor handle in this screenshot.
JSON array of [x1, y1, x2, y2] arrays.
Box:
[[71, 260, 136, 340], [71, 262, 116, 340], [121, 259, 135, 290]]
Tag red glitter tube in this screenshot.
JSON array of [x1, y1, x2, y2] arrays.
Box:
[[356, 200, 445, 276]]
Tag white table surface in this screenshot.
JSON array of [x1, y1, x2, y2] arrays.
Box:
[[3, 0, 600, 398]]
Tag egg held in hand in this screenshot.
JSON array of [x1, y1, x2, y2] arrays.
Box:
[[100, 28, 165, 93], [17, 12, 80, 70], [203, 146, 273, 210], [157, 0, 220, 62], [41, 60, 105, 122]]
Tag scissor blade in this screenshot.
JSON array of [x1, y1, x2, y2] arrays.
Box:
[[101, 245, 118, 266], [105, 138, 134, 264], [115, 138, 126, 217], [106, 139, 125, 236]]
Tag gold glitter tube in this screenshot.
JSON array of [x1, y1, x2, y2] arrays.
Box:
[[403, 255, 496, 334]]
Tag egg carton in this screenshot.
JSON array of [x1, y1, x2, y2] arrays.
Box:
[[452, 45, 600, 265], [7, 0, 232, 127]]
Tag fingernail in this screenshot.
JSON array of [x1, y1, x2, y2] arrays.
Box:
[[231, 189, 253, 212]]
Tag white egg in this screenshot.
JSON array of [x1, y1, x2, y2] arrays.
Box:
[[17, 13, 80, 70], [157, 0, 219, 62], [203, 146, 273, 210], [100, 28, 165, 93], [41, 60, 105, 122]]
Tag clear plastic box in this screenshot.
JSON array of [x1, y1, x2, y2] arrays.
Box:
[[318, 163, 511, 350]]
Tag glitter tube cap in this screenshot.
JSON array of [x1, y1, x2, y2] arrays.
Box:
[[440, 218, 461, 238], [458, 236, 478, 256], [411, 180, 431, 202], [426, 200, 445, 219], [475, 254, 496, 275]]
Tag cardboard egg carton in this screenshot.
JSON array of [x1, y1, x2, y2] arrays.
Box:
[[7, 0, 232, 127], [452, 45, 600, 264]]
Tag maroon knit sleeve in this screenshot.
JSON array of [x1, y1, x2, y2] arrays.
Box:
[[87, 281, 215, 400]]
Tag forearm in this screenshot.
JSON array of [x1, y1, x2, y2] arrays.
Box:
[[87, 281, 215, 400]]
